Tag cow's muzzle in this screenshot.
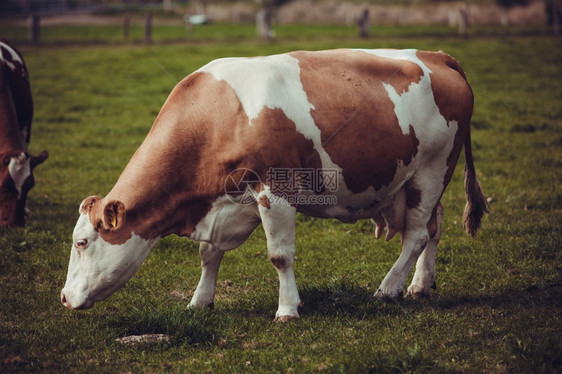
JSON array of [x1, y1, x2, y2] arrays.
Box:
[[60, 291, 93, 310]]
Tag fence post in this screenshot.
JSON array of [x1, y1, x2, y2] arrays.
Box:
[[554, 0, 560, 36], [256, 8, 272, 40], [186, 17, 193, 36], [28, 14, 40, 44], [458, 6, 468, 36], [144, 12, 153, 44], [123, 14, 131, 41], [358, 8, 370, 38], [163, 0, 173, 13]]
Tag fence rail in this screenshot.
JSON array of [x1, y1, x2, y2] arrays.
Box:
[[1, 0, 101, 17], [0, 0, 168, 18]]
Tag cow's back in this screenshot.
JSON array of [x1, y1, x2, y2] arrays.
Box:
[[134, 49, 473, 226], [193, 49, 471, 201]]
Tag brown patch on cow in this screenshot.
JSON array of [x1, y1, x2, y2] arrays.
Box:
[[405, 185, 422, 210], [224, 168, 260, 200], [258, 194, 271, 209], [292, 50, 421, 193], [384, 57, 424, 95], [416, 51, 473, 189], [426, 203, 443, 238], [270, 256, 286, 271], [249, 107, 323, 199], [80, 196, 100, 214]]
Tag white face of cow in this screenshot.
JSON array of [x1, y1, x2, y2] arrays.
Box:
[[0, 151, 48, 227], [60, 200, 158, 310]]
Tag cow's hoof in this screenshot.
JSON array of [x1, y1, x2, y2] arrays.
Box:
[[406, 281, 436, 299], [187, 301, 214, 310], [408, 291, 430, 299], [273, 311, 300, 322], [274, 313, 300, 322], [374, 289, 403, 300]]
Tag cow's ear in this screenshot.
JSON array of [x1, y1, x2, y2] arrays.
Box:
[[30, 150, 48, 168], [103, 200, 125, 231], [80, 196, 100, 214]]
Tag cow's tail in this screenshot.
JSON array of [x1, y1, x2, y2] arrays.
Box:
[[462, 126, 488, 238]]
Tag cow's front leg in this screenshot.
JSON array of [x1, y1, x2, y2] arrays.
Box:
[[407, 203, 443, 298], [258, 190, 301, 321], [189, 242, 224, 309]]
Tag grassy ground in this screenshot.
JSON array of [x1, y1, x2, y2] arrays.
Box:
[[0, 24, 561, 373]]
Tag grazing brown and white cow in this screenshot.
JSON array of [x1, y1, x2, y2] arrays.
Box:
[[0, 39, 48, 227], [61, 49, 487, 320]]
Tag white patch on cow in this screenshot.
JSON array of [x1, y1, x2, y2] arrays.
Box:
[[198, 55, 315, 126], [198, 54, 341, 175], [8, 153, 30, 199], [354, 49, 440, 132], [355, 49, 425, 68], [356, 48, 459, 193], [0, 41, 25, 76], [191, 194, 261, 251], [61, 212, 159, 310]]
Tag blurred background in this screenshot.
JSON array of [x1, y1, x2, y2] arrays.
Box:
[[1, 0, 560, 45]]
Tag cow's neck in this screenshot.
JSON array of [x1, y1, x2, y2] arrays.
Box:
[[104, 115, 218, 242], [0, 79, 25, 154]]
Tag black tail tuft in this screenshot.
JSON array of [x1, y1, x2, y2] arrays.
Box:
[[462, 127, 489, 237]]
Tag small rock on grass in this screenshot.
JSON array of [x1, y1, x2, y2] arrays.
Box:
[[115, 334, 170, 345]]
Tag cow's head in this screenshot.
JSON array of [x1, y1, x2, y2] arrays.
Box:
[[0, 150, 48, 227], [61, 196, 158, 310]]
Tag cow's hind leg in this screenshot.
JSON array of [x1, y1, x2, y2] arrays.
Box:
[[375, 180, 442, 299], [375, 228, 429, 299], [258, 189, 301, 321], [189, 242, 225, 309], [407, 202, 443, 298]]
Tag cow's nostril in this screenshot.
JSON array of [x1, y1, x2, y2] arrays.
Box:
[[61, 292, 69, 308]]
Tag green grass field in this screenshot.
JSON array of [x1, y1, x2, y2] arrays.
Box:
[[1, 23, 561, 373]]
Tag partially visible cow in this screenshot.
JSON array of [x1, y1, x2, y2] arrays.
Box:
[[61, 49, 487, 320], [0, 39, 48, 227]]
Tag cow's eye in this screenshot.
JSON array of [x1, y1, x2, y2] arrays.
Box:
[[76, 239, 88, 249]]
